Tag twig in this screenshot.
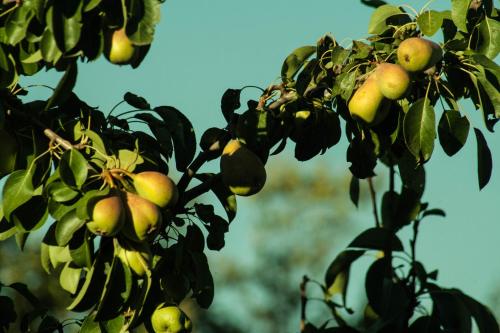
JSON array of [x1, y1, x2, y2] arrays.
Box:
[[176, 151, 210, 194]]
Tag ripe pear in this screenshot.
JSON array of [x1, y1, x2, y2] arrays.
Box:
[[220, 140, 267, 196], [151, 305, 192, 333], [397, 37, 442, 72], [122, 192, 163, 242], [348, 74, 390, 125], [105, 28, 136, 65], [0, 129, 17, 177], [375, 63, 410, 100], [133, 171, 179, 208], [86, 195, 125, 236], [117, 241, 151, 277]]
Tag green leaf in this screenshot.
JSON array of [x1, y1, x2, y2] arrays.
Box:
[[367, 5, 403, 34], [451, 0, 471, 32], [52, 0, 83, 52], [477, 17, 500, 59], [67, 251, 107, 312], [422, 208, 446, 218], [45, 61, 78, 110], [190, 252, 214, 309], [348, 227, 404, 251], [0, 45, 16, 88], [69, 228, 94, 268], [417, 10, 444, 36], [349, 175, 360, 208], [457, 291, 500, 333], [324, 250, 364, 289], [124, 92, 151, 109], [94, 254, 133, 321], [41, 25, 62, 64], [195, 173, 237, 222], [154, 106, 197, 172], [115, 149, 144, 172], [475, 67, 500, 119], [59, 262, 82, 294], [5, 6, 35, 45], [46, 180, 80, 202], [2, 169, 35, 222], [59, 149, 88, 188], [404, 98, 436, 163], [55, 209, 86, 246], [10, 195, 48, 232], [80, 312, 101, 333], [128, 0, 161, 45], [438, 110, 470, 156], [37, 315, 60, 333], [281, 45, 316, 82], [474, 128, 492, 190], [431, 288, 472, 333]]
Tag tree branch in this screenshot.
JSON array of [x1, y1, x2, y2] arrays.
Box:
[[367, 177, 380, 228]]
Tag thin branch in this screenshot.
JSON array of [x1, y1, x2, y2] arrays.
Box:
[[176, 151, 210, 194], [299, 275, 309, 333]]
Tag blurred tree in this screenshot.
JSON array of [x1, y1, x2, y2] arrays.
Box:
[[188, 160, 377, 333]]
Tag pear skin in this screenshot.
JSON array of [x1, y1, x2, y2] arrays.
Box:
[[133, 171, 179, 208], [220, 140, 267, 196], [87, 195, 125, 237], [375, 63, 410, 100], [397, 37, 442, 72], [106, 28, 136, 65], [122, 192, 162, 242], [348, 74, 389, 125]]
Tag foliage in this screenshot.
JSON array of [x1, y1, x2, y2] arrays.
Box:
[[0, 0, 498, 332]]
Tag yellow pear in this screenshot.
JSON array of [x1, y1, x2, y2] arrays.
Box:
[[122, 192, 162, 242], [348, 74, 390, 125], [397, 37, 442, 72], [86, 195, 125, 236], [375, 63, 410, 100], [105, 28, 136, 65], [220, 140, 266, 196], [0, 129, 17, 177], [133, 171, 179, 208]]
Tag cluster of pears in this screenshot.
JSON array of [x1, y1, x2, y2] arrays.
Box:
[[348, 37, 442, 125], [86, 171, 178, 275], [219, 139, 267, 196], [150, 304, 192, 333]]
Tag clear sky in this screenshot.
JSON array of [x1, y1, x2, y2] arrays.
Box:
[[20, 0, 500, 319]]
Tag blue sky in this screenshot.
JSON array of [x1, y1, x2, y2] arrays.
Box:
[[21, 0, 500, 319]]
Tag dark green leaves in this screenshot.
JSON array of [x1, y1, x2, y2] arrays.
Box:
[[474, 128, 492, 190], [438, 110, 470, 156], [5, 6, 35, 45], [404, 98, 436, 163], [52, 0, 83, 52], [451, 0, 470, 32], [127, 0, 161, 45], [348, 228, 404, 251], [59, 149, 88, 188], [2, 169, 35, 222], [281, 46, 316, 82]]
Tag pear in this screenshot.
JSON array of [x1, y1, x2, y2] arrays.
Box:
[[133, 171, 179, 208], [105, 28, 136, 65], [220, 140, 266, 196], [117, 241, 152, 277], [375, 63, 410, 100], [348, 74, 390, 125], [151, 305, 192, 333], [397, 37, 442, 72], [87, 195, 125, 236], [122, 192, 162, 242]]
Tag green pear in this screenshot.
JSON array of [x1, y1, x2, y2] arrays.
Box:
[[220, 140, 266, 196], [397, 37, 442, 72], [133, 171, 179, 208], [122, 192, 162, 242], [0, 129, 17, 177], [348, 74, 390, 125], [375, 63, 410, 100], [86, 195, 125, 236], [105, 28, 136, 65], [117, 241, 151, 277], [151, 305, 192, 333]]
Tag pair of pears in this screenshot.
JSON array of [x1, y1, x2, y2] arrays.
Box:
[[348, 37, 442, 125], [87, 171, 179, 242]]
